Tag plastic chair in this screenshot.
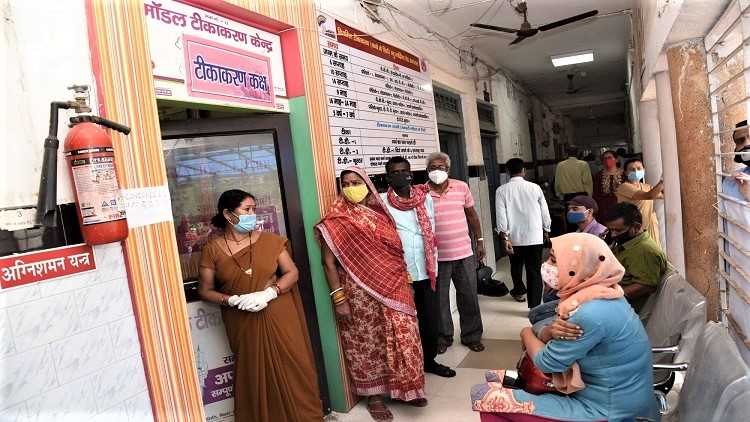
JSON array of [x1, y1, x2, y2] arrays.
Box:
[[644, 272, 706, 365], [664, 322, 750, 422]]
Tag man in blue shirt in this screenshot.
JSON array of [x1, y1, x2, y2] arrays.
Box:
[[724, 120, 750, 201], [721, 121, 750, 298], [382, 156, 456, 378]]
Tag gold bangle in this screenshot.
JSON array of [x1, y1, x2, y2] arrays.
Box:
[[333, 295, 348, 305], [332, 290, 346, 300], [329, 287, 344, 297]]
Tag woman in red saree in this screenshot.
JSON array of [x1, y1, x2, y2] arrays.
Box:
[[317, 166, 426, 421]]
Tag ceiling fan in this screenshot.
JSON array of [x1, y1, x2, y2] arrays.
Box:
[[566, 72, 588, 95], [470, 1, 598, 45]]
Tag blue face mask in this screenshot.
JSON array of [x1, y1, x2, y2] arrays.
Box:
[[232, 213, 257, 234], [627, 169, 645, 182], [567, 210, 588, 224]]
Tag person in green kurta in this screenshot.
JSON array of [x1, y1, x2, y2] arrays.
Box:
[[603, 202, 670, 313]]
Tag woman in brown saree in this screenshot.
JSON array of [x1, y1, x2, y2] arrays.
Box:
[[199, 189, 323, 422], [317, 167, 426, 421]]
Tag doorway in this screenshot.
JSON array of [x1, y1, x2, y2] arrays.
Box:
[[481, 132, 502, 258], [438, 127, 468, 181], [159, 113, 330, 414]]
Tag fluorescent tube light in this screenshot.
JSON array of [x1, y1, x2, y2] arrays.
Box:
[[551, 51, 594, 67]]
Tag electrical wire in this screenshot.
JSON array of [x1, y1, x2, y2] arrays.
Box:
[[428, 0, 495, 15], [450, 0, 507, 41], [311, 1, 532, 97], [377, 1, 527, 91]]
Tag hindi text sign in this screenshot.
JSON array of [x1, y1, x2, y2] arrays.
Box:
[[318, 13, 439, 175], [0, 244, 96, 290], [184, 35, 274, 108], [144, 0, 286, 111]]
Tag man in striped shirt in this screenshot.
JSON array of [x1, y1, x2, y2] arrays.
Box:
[[426, 152, 485, 354]]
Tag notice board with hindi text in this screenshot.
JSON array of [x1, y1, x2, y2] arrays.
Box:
[[317, 13, 439, 175]]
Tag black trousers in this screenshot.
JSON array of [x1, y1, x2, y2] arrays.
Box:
[[509, 244, 544, 308], [413, 278, 440, 366]]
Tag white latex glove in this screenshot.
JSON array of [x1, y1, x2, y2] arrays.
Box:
[[237, 288, 278, 312], [236, 293, 261, 311], [226, 295, 241, 307], [257, 286, 278, 303]]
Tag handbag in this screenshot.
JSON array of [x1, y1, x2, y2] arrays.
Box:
[[516, 353, 559, 395], [476, 264, 509, 297], [501, 353, 560, 395]]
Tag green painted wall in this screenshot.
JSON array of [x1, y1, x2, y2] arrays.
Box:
[[288, 96, 347, 411]]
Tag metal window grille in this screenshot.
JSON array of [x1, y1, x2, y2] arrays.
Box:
[[705, 0, 750, 355], [434, 91, 459, 113], [477, 103, 495, 126]]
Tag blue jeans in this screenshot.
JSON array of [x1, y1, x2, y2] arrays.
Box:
[[528, 294, 559, 336]]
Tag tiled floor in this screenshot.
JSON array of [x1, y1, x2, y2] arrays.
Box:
[[330, 261, 531, 422]]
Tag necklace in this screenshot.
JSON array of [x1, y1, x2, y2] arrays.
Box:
[[224, 233, 254, 277]]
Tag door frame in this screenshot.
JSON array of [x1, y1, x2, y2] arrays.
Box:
[[159, 114, 330, 412], [480, 131, 502, 258], [438, 124, 469, 181]]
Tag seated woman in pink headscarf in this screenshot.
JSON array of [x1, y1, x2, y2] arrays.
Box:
[[470, 233, 657, 422]]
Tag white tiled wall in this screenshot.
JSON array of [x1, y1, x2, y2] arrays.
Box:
[[0, 243, 153, 422]]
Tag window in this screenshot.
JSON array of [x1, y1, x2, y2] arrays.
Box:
[[706, 0, 750, 359]]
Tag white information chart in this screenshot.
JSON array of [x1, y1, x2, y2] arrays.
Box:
[[318, 13, 439, 175]]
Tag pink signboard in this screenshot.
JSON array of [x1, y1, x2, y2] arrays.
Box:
[[183, 34, 275, 108]]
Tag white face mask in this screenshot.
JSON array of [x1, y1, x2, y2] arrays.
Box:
[[428, 170, 449, 185], [541, 261, 559, 290]]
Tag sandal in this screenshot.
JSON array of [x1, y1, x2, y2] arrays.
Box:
[[403, 398, 428, 407], [463, 341, 485, 352], [366, 397, 393, 421]]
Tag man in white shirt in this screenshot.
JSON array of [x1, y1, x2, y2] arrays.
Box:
[[496, 158, 552, 308]]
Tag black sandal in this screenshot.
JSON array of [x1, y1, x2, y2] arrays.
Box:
[[463, 341, 485, 352], [401, 398, 428, 407]]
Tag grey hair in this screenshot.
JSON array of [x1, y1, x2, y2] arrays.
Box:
[[426, 152, 451, 168]]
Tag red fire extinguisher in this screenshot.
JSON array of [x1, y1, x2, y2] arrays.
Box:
[[64, 116, 131, 245]]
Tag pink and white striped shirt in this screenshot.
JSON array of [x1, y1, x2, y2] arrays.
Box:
[[429, 179, 475, 262]]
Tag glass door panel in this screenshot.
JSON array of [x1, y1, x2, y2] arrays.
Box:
[[163, 132, 287, 283]]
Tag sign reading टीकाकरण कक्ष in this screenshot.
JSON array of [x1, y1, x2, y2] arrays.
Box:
[[143, 0, 287, 112], [317, 13, 439, 175]]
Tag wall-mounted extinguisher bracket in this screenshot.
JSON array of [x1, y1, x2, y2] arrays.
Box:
[[36, 85, 132, 245]]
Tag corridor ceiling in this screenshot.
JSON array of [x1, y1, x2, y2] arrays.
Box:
[[393, 0, 634, 117]]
